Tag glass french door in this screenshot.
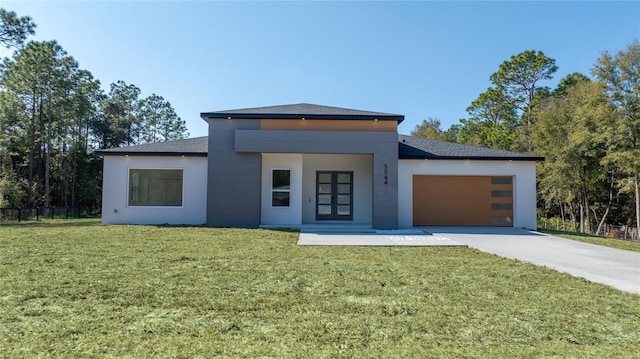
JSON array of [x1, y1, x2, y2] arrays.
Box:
[[316, 171, 353, 220]]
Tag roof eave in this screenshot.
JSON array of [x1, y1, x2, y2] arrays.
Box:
[[95, 151, 207, 157], [200, 112, 404, 123], [399, 156, 545, 161]]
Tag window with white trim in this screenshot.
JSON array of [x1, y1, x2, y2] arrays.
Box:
[[129, 169, 183, 206], [272, 169, 290, 207]]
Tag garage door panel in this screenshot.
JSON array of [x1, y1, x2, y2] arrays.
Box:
[[413, 175, 513, 226]]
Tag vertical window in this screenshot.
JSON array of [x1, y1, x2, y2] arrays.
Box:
[[129, 169, 183, 206], [272, 169, 290, 207]]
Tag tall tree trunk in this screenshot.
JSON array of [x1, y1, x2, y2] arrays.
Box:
[[44, 108, 52, 208], [581, 166, 590, 233], [37, 96, 46, 205], [579, 201, 585, 233], [0, 107, 5, 174], [635, 175, 640, 239], [595, 173, 615, 236], [584, 188, 590, 234], [594, 207, 610, 236], [560, 203, 566, 230], [62, 140, 68, 207], [61, 117, 69, 207], [526, 111, 534, 152], [71, 148, 77, 207], [568, 202, 577, 231], [70, 122, 78, 208], [27, 95, 36, 207]]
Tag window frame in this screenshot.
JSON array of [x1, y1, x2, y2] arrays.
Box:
[[271, 168, 291, 208], [127, 167, 185, 208]]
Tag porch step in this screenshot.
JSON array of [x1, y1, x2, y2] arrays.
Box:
[[261, 224, 374, 233]]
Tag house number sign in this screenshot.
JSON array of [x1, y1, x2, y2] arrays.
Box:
[[384, 164, 388, 185]]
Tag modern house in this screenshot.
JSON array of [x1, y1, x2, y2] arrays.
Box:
[[97, 103, 543, 229]]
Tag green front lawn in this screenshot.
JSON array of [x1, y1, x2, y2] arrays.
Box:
[[0, 217, 102, 228], [1, 221, 638, 358], [539, 228, 640, 253]]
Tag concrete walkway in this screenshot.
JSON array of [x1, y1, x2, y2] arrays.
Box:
[[423, 227, 640, 294], [298, 229, 466, 247]]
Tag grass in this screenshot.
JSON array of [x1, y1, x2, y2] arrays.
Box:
[[0, 217, 102, 228], [539, 228, 640, 253], [1, 221, 639, 358]]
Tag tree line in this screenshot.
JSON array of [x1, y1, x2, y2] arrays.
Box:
[[411, 41, 640, 235], [0, 9, 189, 209]]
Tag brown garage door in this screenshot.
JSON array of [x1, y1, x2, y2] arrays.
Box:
[[413, 175, 513, 226]]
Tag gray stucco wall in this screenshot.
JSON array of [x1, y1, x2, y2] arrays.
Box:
[[206, 119, 261, 227], [235, 129, 398, 229], [372, 149, 399, 229]]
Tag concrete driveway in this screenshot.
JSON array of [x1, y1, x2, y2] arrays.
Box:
[[423, 227, 640, 294]]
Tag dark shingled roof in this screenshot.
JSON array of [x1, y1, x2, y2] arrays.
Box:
[[95, 135, 543, 162], [95, 137, 208, 157], [398, 134, 544, 161], [201, 103, 404, 123]]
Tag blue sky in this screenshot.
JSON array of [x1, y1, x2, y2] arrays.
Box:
[[1, 1, 638, 138]]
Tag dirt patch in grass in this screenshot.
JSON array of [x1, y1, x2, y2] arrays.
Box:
[[1, 224, 638, 357]]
